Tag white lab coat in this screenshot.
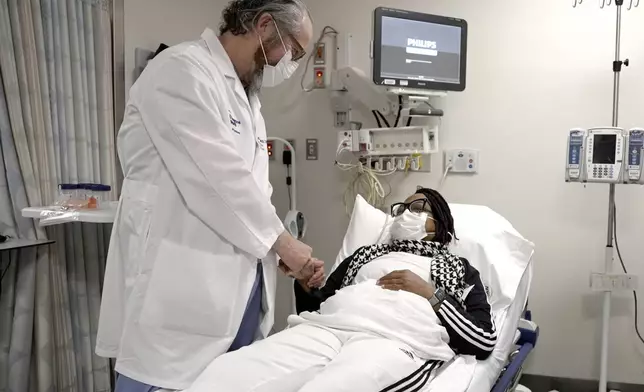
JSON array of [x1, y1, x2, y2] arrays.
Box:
[[96, 29, 285, 390]]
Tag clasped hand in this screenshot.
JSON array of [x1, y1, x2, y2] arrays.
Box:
[[279, 258, 325, 288], [273, 232, 325, 288]]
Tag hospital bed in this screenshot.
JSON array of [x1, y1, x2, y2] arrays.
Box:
[[333, 197, 538, 392], [171, 198, 538, 392]]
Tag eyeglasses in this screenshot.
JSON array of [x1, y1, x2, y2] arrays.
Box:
[[288, 36, 306, 61], [390, 199, 432, 217], [271, 18, 306, 61]]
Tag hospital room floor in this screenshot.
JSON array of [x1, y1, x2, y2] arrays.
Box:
[[519, 374, 643, 392]]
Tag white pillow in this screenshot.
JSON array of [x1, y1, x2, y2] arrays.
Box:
[[332, 195, 390, 270], [448, 204, 535, 313], [333, 196, 535, 314]]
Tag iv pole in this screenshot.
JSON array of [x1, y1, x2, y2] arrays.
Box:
[[573, 1, 638, 391]]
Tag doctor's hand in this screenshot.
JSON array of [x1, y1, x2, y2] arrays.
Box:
[[377, 270, 435, 300], [279, 258, 325, 286], [273, 232, 312, 274]]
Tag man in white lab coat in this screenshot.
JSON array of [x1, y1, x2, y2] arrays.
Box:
[[96, 1, 321, 391]]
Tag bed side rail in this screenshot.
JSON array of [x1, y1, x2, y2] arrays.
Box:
[[491, 324, 539, 392]]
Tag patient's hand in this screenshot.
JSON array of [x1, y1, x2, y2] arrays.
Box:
[[306, 259, 325, 288], [279, 258, 325, 289], [377, 270, 435, 300]]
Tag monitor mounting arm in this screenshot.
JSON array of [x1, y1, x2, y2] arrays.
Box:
[[330, 66, 445, 130], [332, 66, 394, 118]]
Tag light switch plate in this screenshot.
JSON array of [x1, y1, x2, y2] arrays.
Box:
[[445, 149, 479, 173], [314, 42, 326, 65], [306, 139, 319, 160]]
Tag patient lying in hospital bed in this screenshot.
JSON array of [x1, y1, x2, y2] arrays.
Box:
[[182, 189, 498, 392]]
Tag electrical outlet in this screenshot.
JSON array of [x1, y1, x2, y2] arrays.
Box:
[[313, 67, 326, 89], [285, 139, 295, 152], [359, 154, 432, 173], [337, 130, 354, 152], [590, 273, 639, 292]]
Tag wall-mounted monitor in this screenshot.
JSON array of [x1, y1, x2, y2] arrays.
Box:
[[373, 7, 468, 92]]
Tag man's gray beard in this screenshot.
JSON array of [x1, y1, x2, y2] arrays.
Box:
[[245, 69, 263, 96]]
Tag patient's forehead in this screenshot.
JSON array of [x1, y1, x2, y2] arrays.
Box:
[[404, 193, 426, 204]]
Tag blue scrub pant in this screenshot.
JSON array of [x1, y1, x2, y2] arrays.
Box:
[[114, 263, 265, 391]]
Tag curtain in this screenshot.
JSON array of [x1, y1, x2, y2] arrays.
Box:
[[0, 1, 116, 391]]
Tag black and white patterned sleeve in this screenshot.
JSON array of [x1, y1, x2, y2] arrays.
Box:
[[436, 258, 497, 360]]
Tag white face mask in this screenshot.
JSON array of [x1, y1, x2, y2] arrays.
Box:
[[390, 210, 435, 241], [259, 21, 299, 88]]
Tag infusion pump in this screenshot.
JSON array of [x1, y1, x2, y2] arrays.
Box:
[[625, 127, 644, 182], [565, 127, 644, 184]]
